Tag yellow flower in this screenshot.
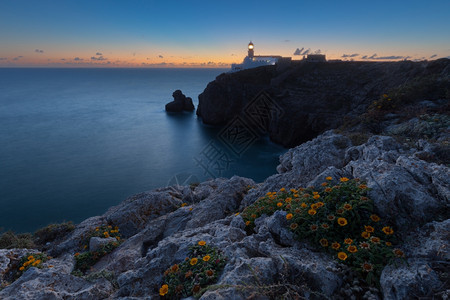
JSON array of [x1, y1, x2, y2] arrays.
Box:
[[321, 182, 328, 187], [319, 238, 328, 247], [32, 260, 41, 266], [343, 203, 352, 210], [185, 271, 193, 278], [331, 242, 341, 250], [364, 225, 375, 233], [313, 191, 319, 195], [303, 194, 310, 198], [189, 207, 193, 211], [198, 240, 206, 246], [358, 184, 368, 189], [393, 248, 404, 257], [74, 252, 80, 257], [361, 262, 373, 272], [337, 252, 348, 261], [370, 236, 380, 244], [321, 223, 330, 229], [285, 197, 292, 203], [159, 284, 169, 296], [310, 224, 318, 231], [325, 187, 332, 192], [116, 236, 120, 241], [301, 203, 307, 208], [290, 223, 298, 230], [382, 226, 394, 235], [104, 232, 110, 238], [190, 258, 198, 265], [311, 203, 318, 209], [308, 209, 317, 215], [326, 176, 332, 181], [280, 188, 286, 192], [27, 255, 34, 260], [344, 238, 353, 244], [340, 177, 349, 182], [359, 241, 370, 249], [361, 231, 371, 239], [347, 245, 358, 253], [203, 255, 211, 262], [251, 214, 257, 219], [19, 266, 25, 271], [277, 202, 283, 207], [171, 264, 179, 272], [316, 202, 324, 208], [386, 241, 392, 246], [48, 265, 54, 268], [23, 261, 30, 267], [370, 214, 380, 222], [286, 213, 293, 220], [181, 203, 187, 207], [337, 218, 348, 226], [290, 189, 297, 193], [294, 193, 299, 198], [313, 194, 320, 199], [235, 212, 240, 216]]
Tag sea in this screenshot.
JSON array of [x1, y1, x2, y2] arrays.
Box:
[[0, 68, 286, 233]]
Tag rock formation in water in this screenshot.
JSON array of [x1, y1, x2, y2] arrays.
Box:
[[165, 90, 195, 112]]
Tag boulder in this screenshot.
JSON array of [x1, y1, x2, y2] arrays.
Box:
[[165, 90, 195, 112]]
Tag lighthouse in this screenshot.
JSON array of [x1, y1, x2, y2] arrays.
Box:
[[248, 41, 254, 58]]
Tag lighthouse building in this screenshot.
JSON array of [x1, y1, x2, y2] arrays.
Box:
[[231, 42, 290, 72]]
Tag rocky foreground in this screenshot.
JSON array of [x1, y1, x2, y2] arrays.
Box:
[[0, 128, 449, 299]]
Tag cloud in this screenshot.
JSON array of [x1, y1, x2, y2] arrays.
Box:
[[13, 56, 23, 61], [293, 48, 304, 55], [96, 52, 102, 56], [91, 56, 107, 61], [60, 58, 66, 61], [284, 40, 291, 42], [35, 49, 44, 53], [0, 57, 6, 60], [429, 54, 437, 59], [341, 53, 359, 58], [361, 54, 408, 60], [73, 57, 83, 61], [158, 55, 163, 58]]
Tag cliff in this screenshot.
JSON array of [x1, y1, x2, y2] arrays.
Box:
[[0, 61, 449, 299], [197, 59, 450, 147]]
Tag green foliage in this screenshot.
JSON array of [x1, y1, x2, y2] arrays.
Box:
[[14, 252, 50, 280], [33, 221, 75, 246], [0, 231, 35, 249], [242, 178, 404, 285], [160, 242, 227, 299], [78, 224, 121, 251], [74, 241, 120, 274], [73, 224, 123, 274], [83, 270, 119, 289]]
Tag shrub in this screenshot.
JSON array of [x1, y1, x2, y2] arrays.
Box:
[[160, 241, 227, 298], [12, 252, 51, 281], [0, 231, 35, 249], [72, 224, 122, 274], [33, 221, 75, 247], [242, 178, 402, 285]]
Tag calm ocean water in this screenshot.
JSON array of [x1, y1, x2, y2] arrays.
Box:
[[0, 68, 285, 233]]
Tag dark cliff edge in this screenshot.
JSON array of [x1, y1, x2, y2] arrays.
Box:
[[197, 59, 450, 147]]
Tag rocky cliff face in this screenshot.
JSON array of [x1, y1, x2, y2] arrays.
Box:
[[197, 59, 450, 147], [1, 128, 448, 299]]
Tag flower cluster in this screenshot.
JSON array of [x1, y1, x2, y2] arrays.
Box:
[[242, 177, 402, 284], [16, 253, 50, 279], [73, 224, 123, 275], [160, 241, 227, 298]]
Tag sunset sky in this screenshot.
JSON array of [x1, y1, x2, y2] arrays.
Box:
[[1, 0, 449, 67]]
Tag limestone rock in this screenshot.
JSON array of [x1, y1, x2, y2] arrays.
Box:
[[89, 237, 117, 252], [165, 90, 195, 112]]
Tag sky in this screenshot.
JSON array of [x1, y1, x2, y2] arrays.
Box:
[[1, 0, 449, 68]]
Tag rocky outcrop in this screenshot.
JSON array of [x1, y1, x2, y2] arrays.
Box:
[[0, 130, 448, 299], [165, 90, 195, 112], [197, 59, 450, 147]]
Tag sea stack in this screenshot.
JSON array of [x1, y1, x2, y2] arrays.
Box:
[[165, 90, 195, 112]]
